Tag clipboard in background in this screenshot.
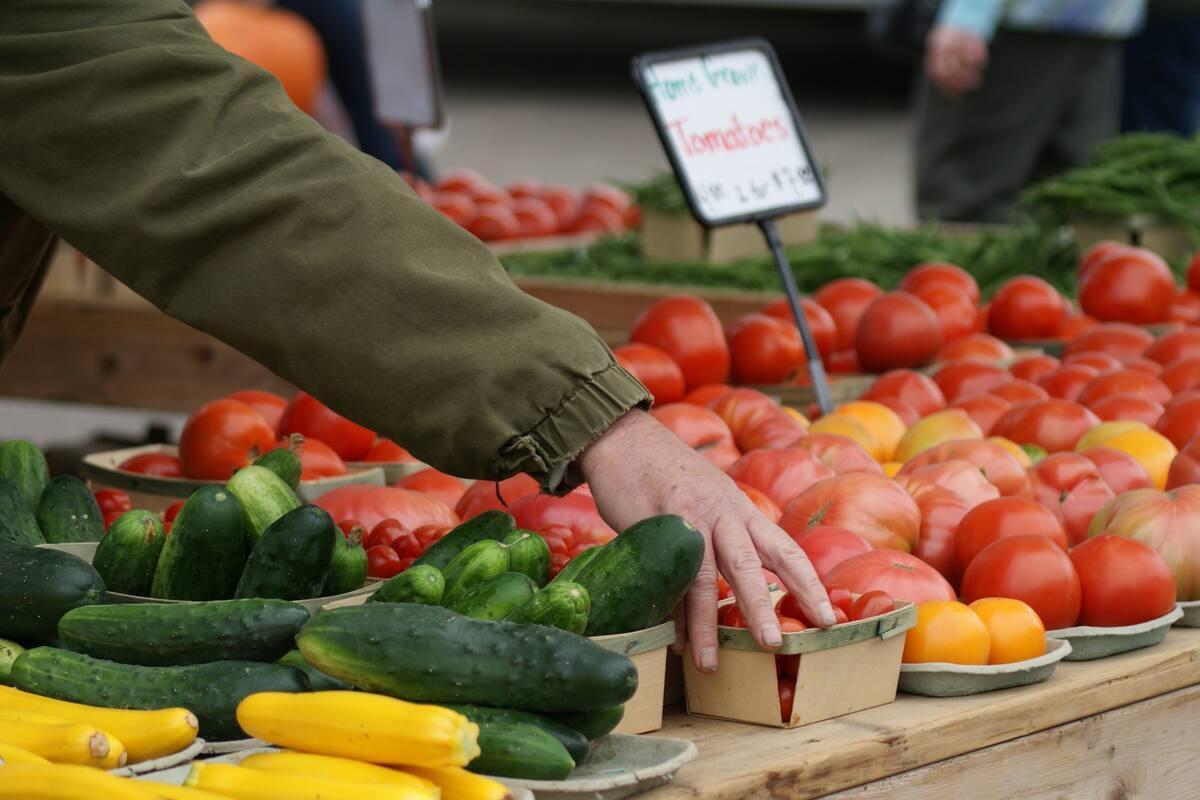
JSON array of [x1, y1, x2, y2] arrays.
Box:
[[363, 0, 446, 129]]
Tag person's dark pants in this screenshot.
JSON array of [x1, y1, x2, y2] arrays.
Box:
[[276, 0, 408, 172], [916, 30, 1122, 224], [1122, 15, 1200, 135]]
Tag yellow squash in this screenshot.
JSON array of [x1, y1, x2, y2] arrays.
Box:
[[0, 707, 126, 768], [406, 766, 513, 800], [0, 741, 51, 766], [239, 751, 439, 799], [0, 717, 121, 767], [134, 782, 236, 800], [186, 762, 433, 800], [236, 691, 480, 768], [0, 764, 148, 800], [0, 686, 198, 763]]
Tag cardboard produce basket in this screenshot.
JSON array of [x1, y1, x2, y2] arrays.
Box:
[[591, 621, 676, 735], [641, 209, 819, 263], [1071, 213, 1196, 263]]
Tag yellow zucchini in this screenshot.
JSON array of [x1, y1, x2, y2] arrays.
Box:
[[0, 718, 121, 767], [239, 751, 438, 799], [0, 686, 198, 763], [0, 741, 51, 766], [134, 783, 237, 800], [405, 766, 512, 800], [0, 764, 148, 799], [0, 707, 126, 768], [185, 762, 433, 800], [236, 692, 480, 768]]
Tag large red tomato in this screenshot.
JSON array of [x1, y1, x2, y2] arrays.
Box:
[[912, 285, 977, 343], [226, 389, 288, 435], [1088, 394, 1165, 426], [1079, 249, 1175, 324], [1188, 251, 1200, 293], [792, 433, 882, 475], [856, 292, 943, 373], [825, 349, 861, 375], [630, 295, 730, 390], [179, 398, 277, 480], [1064, 351, 1123, 372], [651, 403, 741, 471], [362, 438, 418, 463], [1029, 452, 1115, 545], [1009, 354, 1061, 384], [791, 525, 872, 580], [280, 392, 376, 461], [455, 473, 540, 520], [1063, 323, 1155, 362], [1162, 357, 1200, 395], [987, 276, 1066, 340], [900, 261, 980, 305], [726, 313, 804, 384], [738, 409, 809, 452], [393, 468, 469, 511], [814, 277, 882, 351], [824, 550, 956, 603], [949, 394, 1012, 436], [1167, 436, 1200, 489], [990, 380, 1049, 405], [761, 297, 837, 359], [933, 361, 1013, 404], [1169, 289, 1200, 323], [315, 484, 459, 533], [287, 436, 346, 480], [911, 485, 969, 584], [1145, 329, 1200, 366], [860, 369, 946, 416], [955, 496, 1068, 576], [1080, 446, 1155, 494], [1078, 241, 1132, 285], [727, 449, 834, 510], [736, 482, 782, 523], [779, 473, 920, 552], [960, 535, 1082, 629], [992, 399, 1100, 453], [1156, 395, 1200, 449], [117, 452, 184, 478], [613, 343, 685, 404], [712, 389, 789, 451], [1057, 313, 1099, 339], [938, 333, 1015, 363], [875, 397, 921, 426], [510, 484, 616, 546], [1087, 485, 1200, 599], [684, 384, 736, 408], [1069, 535, 1177, 626], [899, 439, 1030, 497], [1037, 364, 1100, 402], [1077, 369, 1171, 408], [899, 461, 1000, 508]]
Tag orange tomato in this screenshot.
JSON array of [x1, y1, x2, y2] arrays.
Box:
[[893, 409, 983, 463], [808, 415, 884, 461], [902, 601, 991, 665], [827, 401, 906, 461], [968, 598, 1046, 664]]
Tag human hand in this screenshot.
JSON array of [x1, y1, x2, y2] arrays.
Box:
[[925, 25, 989, 96], [578, 409, 836, 672]]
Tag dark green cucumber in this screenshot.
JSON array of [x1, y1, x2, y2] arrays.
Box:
[[0, 543, 104, 643], [323, 527, 368, 596], [0, 440, 49, 515], [236, 505, 337, 600], [35, 475, 104, 543], [92, 510, 165, 596], [413, 510, 515, 571], [0, 477, 44, 546], [151, 485, 248, 601], [440, 539, 511, 608], [0, 638, 24, 685], [252, 435, 303, 490], [469, 721, 575, 781], [11, 647, 307, 741], [277, 649, 353, 691], [297, 604, 638, 713], [552, 546, 603, 585], [505, 581, 590, 635], [225, 465, 302, 547], [576, 515, 704, 636], [368, 565, 444, 605], [551, 705, 625, 740], [446, 572, 536, 621], [447, 705, 588, 765], [57, 599, 309, 666], [503, 530, 550, 586]]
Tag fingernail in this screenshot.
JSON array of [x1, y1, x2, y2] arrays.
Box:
[[821, 601, 837, 627], [761, 623, 782, 648], [700, 647, 718, 672]]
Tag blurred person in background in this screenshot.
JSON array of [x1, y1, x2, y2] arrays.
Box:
[[916, 0, 1147, 224], [1121, 0, 1200, 135]]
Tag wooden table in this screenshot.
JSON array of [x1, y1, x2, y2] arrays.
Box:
[[647, 628, 1200, 799]]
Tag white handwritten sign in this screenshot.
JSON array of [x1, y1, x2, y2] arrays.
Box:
[[634, 41, 825, 226]]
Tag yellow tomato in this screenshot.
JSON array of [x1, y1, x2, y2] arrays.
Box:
[[1074, 420, 1149, 453], [881, 461, 903, 477], [894, 409, 983, 464], [968, 598, 1046, 665], [1095, 429, 1177, 490], [989, 436, 1032, 467], [808, 415, 884, 461], [830, 401, 906, 461], [781, 406, 810, 427], [902, 600, 991, 665]]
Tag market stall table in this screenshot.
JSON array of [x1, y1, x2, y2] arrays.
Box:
[[645, 627, 1200, 799]]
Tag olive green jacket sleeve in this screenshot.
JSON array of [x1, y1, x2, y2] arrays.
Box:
[[0, 0, 649, 485]]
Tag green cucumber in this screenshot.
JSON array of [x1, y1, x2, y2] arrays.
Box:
[[0, 440, 49, 515], [11, 647, 307, 741], [0, 477, 44, 546], [505, 581, 590, 635], [551, 705, 625, 740], [553, 546, 603, 584], [323, 526, 368, 596], [277, 649, 353, 691], [57, 599, 309, 666], [35, 475, 104, 543], [441, 539, 511, 608], [0, 543, 104, 643], [368, 565, 444, 605], [236, 505, 337, 600], [469, 722, 575, 780], [413, 510, 515, 571], [252, 435, 303, 491], [446, 572, 536, 621], [0, 638, 24, 685], [151, 485, 248, 601], [503, 530, 550, 586], [447, 705, 588, 765], [225, 465, 301, 547], [93, 510, 165, 596], [576, 515, 704, 636], [297, 604, 638, 713]]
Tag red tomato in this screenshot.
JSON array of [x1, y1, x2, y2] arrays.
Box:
[[399, 171, 434, 202], [900, 439, 1029, 497], [992, 399, 1100, 453], [814, 278, 882, 352], [824, 349, 861, 375], [960, 535, 1081, 629], [613, 343, 686, 404], [94, 489, 132, 516], [539, 185, 581, 231], [1162, 357, 1200, 395], [436, 168, 488, 195], [467, 202, 521, 241], [1165, 388, 1200, 411], [1145, 328, 1200, 366], [1088, 394, 1165, 426], [226, 389, 288, 435], [631, 295, 730, 391], [900, 461, 1002, 509], [855, 292, 943, 373], [510, 484, 616, 546], [948, 394, 1011, 436], [990, 380, 1049, 405], [1064, 352, 1123, 372], [117, 452, 184, 478], [1089, 484, 1200, 599], [779, 473, 920, 552], [987, 276, 1066, 340], [938, 333, 1015, 363], [1077, 241, 1132, 285], [875, 396, 921, 426], [361, 438, 418, 463], [511, 197, 559, 239], [719, 603, 748, 628], [910, 485, 969, 584], [955, 497, 1068, 577], [1155, 394, 1200, 449], [850, 590, 896, 621], [163, 500, 186, 525], [933, 361, 1013, 404], [778, 678, 795, 722], [776, 592, 818, 627], [581, 183, 632, 216], [1080, 446, 1155, 494], [102, 508, 124, 530], [711, 389, 789, 449], [280, 392, 375, 462], [683, 384, 736, 408], [727, 449, 834, 510], [1063, 323, 1155, 362], [572, 204, 626, 234], [900, 261, 980, 305], [471, 185, 511, 207], [506, 179, 542, 199], [1057, 313, 1099, 339], [1009, 354, 1061, 384], [653, 403, 741, 471], [431, 191, 477, 227], [1077, 369, 1171, 408], [1029, 452, 1115, 546], [736, 482, 783, 523], [793, 432, 882, 475], [790, 525, 873, 580], [366, 545, 405, 579], [315, 484, 458, 533], [1070, 534, 1177, 626], [365, 517, 411, 552], [336, 519, 365, 539], [283, 436, 346, 480], [974, 302, 991, 332], [1170, 289, 1200, 323], [1188, 251, 1200, 293], [180, 398, 277, 480], [913, 285, 977, 343], [1167, 436, 1200, 489], [860, 369, 947, 417], [1079, 249, 1175, 324], [393, 468, 469, 511], [726, 313, 804, 384], [825, 550, 956, 603], [1037, 364, 1101, 402], [761, 297, 838, 359]]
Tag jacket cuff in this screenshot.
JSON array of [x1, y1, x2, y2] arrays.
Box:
[[936, 0, 1004, 41], [498, 363, 652, 494]]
